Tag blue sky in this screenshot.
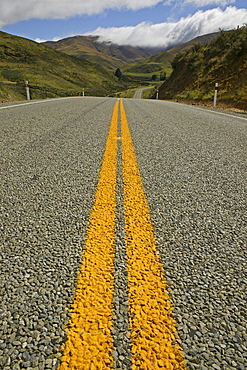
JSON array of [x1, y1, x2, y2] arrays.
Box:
[[1, 0, 247, 48]]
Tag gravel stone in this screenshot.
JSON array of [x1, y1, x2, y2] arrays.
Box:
[[0, 98, 117, 369], [123, 99, 247, 369], [1, 98, 246, 369], [112, 138, 132, 370]]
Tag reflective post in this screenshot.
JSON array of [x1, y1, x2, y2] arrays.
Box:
[[213, 83, 218, 107]]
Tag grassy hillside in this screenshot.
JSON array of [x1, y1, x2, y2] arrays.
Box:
[[41, 32, 222, 89], [44, 36, 125, 71], [120, 33, 219, 82], [122, 50, 174, 80], [155, 27, 247, 110], [0, 31, 124, 101], [167, 32, 219, 55], [43, 36, 151, 71]]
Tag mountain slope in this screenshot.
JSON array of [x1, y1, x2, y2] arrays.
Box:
[[41, 33, 221, 84], [122, 50, 174, 78], [0, 31, 124, 101], [166, 32, 220, 55], [121, 32, 220, 80], [43, 36, 152, 71], [155, 27, 247, 110]]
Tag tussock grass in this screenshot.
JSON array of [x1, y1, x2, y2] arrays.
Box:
[[157, 26, 247, 110], [0, 31, 125, 101]]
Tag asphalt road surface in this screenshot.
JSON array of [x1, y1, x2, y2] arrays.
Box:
[[0, 97, 246, 370], [133, 87, 154, 99]]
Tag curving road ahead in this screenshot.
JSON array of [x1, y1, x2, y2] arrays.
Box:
[[0, 97, 246, 370], [133, 86, 154, 99]]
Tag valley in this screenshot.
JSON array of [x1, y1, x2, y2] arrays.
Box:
[[0, 28, 246, 110]]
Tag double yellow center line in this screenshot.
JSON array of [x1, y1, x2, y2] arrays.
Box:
[[59, 100, 185, 370]]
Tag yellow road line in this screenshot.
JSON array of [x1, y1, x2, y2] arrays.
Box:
[[120, 99, 186, 370], [59, 101, 119, 370], [59, 99, 185, 369]]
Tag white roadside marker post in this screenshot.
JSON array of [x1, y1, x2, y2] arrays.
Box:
[[213, 83, 218, 108], [82, 88, 85, 97], [156, 89, 159, 100], [25, 81, 30, 101]]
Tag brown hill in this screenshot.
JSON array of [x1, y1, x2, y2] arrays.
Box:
[[43, 36, 152, 71]]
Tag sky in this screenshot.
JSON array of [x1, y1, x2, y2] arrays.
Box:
[[1, 0, 247, 49]]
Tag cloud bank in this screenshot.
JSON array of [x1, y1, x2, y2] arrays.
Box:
[[165, 0, 235, 5], [0, 0, 162, 28], [0, 0, 237, 28], [85, 6, 247, 49]]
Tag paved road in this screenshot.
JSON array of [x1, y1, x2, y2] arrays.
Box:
[[133, 87, 154, 99], [0, 97, 246, 370]]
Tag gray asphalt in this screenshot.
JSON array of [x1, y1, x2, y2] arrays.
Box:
[[133, 87, 154, 99], [0, 97, 246, 370], [124, 99, 247, 370], [0, 97, 116, 370]]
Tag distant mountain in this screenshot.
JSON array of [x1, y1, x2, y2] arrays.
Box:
[[0, 31, 125, 101], [122, 51, 174, 79], [41, 33, 221, 84], [121, 33, 220, 80], [43, 36, 152, 71], [166, 32, 220, 54], [0, 30, 228, 102], [154, 27, 247, 110]]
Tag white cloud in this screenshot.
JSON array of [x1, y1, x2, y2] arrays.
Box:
[[0, 0, 162, 28], [35, 38, 47, 43], [85, 6, 247, 49], [189, 0, 234, 4], [165, 0, 235, 5]]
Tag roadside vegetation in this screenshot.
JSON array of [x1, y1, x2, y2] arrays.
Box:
[[113, 86, 155, 99], [114, 88, 137, 98], [141, 87, 155, 99], [154, 26, 247, 110], [0, 31, 129, 101]]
